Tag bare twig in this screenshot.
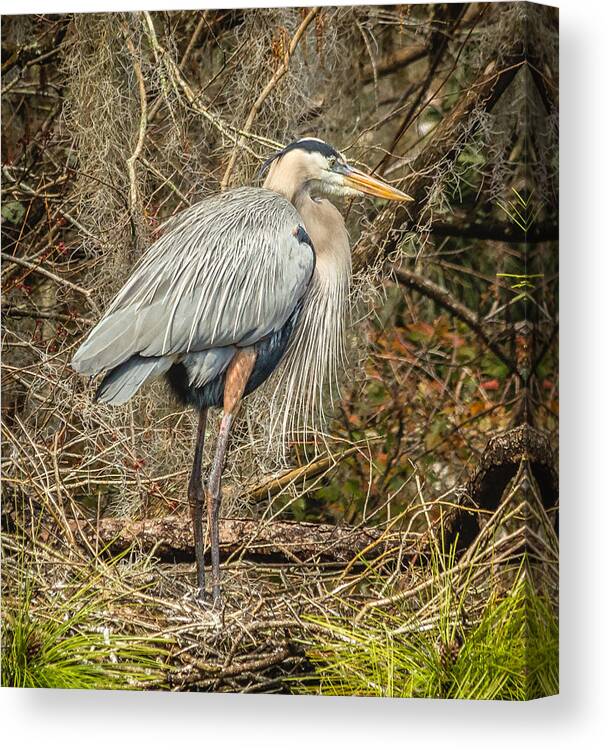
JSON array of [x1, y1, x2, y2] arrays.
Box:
[[141, 11, 280, 155], [123, 32, 148, 215], [0, 251, 93, 302], [393, 266, 519, 375]]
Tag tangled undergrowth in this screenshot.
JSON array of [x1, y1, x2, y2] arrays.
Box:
[[2, 459, 558, 696]]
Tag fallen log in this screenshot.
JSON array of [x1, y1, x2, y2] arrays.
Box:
[[468, 424, 558, 513], [68, 426, 556, 566], [70, 515, 412, 565]]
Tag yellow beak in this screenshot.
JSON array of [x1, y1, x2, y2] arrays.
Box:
[[343, 167, 414, 202]]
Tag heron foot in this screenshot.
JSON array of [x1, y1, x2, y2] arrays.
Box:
[[211, 583, 222, 609], [192, 572, 223, 610], [194, 584, 217, 608]]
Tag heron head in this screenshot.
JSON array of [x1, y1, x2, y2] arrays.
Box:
[[261, 138, 413, 203]]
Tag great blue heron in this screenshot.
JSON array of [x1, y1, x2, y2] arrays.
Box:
[[72, 138, 412, 605]]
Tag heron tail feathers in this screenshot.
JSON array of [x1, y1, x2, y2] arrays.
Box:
[[95, 355, 172, 405]]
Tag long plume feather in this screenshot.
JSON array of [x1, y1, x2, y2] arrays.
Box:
[[267, 236, 352, 449]]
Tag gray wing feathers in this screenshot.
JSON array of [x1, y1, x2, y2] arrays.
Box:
[[72, 188, 314, 382], [71, 307, 156, 376], [95, 355, 172, 405]]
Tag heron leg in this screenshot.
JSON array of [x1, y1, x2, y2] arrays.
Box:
[[207, 349, 257, 606], [188, 407, 208, 602], [206, 412, 233, 606]]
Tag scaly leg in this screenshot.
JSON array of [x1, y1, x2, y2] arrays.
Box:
[[188, 407, 208, 602], [207, 412, 233, 605], [207, 349, 257, 606]]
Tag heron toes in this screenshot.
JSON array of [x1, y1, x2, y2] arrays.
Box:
[[195, 588, 214, 610], [194, 584, 223, 611]]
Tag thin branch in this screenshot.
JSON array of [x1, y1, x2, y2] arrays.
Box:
[[378, 3, 470, 173], [179, 11, 209, 69], [2, 167, 98, 241], [2, 306, 93, 325], [245, 446, 358, 504], [430, 218, 558, 244], [361, 46, 427, 84], [142, 11, 281, 155], [123, 33, 148, 215], [0, 251, 93, 302], [352, 52, 526, 272], [393, 266, 518, 375]]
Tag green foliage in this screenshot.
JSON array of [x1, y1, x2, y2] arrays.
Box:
[[1, 200, 25, 224], [497, 188, 539, 233], [2, 558, 169, 690], [296, 575, 558, 701]]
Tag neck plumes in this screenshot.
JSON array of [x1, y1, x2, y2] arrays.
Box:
[[263, 169, 352, 441]]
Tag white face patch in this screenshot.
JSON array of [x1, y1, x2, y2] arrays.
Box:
[[298, 150, 355, 200], [310, 151, 331, 171]]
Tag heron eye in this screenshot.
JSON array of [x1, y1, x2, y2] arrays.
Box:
[[327, 155, 337, 169]]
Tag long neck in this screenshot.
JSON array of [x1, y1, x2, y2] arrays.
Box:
[[263, 166, 352, 439], [295, 191, 351, 283], [263, 161, 351, 289], [263, 158, 307, 207]]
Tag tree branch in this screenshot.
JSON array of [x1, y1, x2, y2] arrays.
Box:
[[361, 46, 427, 84], [393, 266, 518, 374], [0, 251, 93, 302], [430, 218, 558, 244], [378, 2, 469, 173], [123, 33, 148, 216], [352, 49, 526, 273]]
